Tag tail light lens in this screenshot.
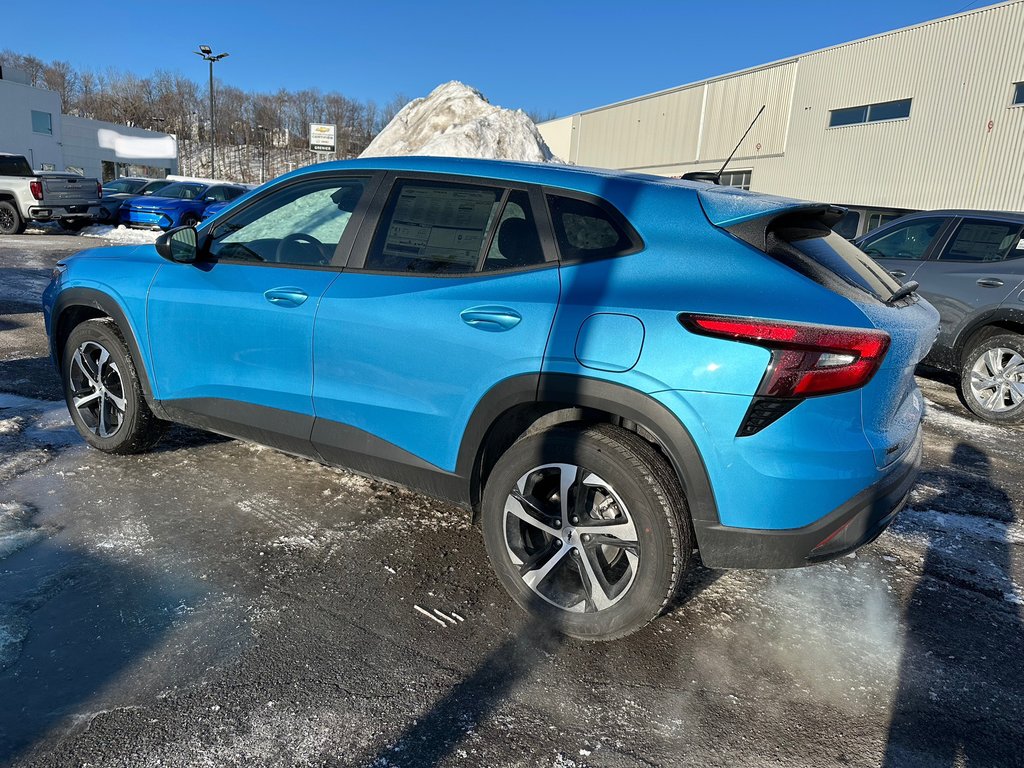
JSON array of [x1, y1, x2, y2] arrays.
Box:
[[682, 314, 890, 397], [681, 314, 891, 435], [97, 182, 103, 199], [30, 180, 43, 200]]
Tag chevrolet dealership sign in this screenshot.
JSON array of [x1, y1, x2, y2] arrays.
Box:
[[309, 123, 337, 153]]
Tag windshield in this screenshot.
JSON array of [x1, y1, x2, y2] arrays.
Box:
[[139, 180, 172, 195], [154, 183, 205, 200], [104, 179, 146, 194]]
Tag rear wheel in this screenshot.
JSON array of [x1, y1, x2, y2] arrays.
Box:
[[63, 319, 165, 453], [481, 424, 690, 641], [959, 333, 1024, 424], [0, 201, 26, 235]]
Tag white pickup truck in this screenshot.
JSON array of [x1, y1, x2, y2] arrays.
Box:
[[0, 153, 102, 235]]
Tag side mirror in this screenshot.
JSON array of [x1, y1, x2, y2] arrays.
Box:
[[155, 225, 198, 263]]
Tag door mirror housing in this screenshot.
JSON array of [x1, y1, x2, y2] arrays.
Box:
[[155, 225, 198, 263]]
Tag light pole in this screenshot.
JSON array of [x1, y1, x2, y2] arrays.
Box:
[[257, 125, 270, 184], [194, 45, 229, 176]]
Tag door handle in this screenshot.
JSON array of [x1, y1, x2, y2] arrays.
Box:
[[264, 287, 309, 307], [977, 278, 1004, 288], [889, 270, 907, 278], [460, 305, 522, 332]]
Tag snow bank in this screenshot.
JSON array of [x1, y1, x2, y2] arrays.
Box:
[[79, 224, 159, 244], [360, 81, 559, 163]]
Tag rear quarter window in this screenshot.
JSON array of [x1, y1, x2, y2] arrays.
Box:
[[546, 194, 641, 261]]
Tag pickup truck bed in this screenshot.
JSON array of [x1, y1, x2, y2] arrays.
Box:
[[0, 153, 101, 234]]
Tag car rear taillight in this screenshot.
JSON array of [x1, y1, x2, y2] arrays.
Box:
[[680, 314, 891, 435], [30, 180, 43, 200], [97, 182, 103, 199]]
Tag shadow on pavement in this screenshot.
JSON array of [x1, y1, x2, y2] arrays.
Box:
[[883, 442, 1023, 766], [0, 539, 186, 764]]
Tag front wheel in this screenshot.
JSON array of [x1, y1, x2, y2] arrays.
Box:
[[63, 319, 166, 453], [481, 424, 691, 641], [960, 333, 1024, 424]]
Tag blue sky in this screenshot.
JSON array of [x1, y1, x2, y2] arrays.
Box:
[[5, 0, 1001, 117]]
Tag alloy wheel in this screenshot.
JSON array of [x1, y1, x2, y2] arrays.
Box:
[[69, 340, 127, 437], [0, 208, 14, 231], [969, 347, 1024, 413], [503, 462, 640, 613]]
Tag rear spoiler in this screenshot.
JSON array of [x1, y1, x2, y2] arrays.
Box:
[[695, 185, 846, 251]]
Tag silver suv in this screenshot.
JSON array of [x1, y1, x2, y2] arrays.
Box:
[[857, 210, 1024, 424]]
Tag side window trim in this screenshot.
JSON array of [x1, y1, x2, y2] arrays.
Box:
[[936, 218, 1024, 263], [474, 188, 511, 272], [200, 170, 385, 271], [346, 172, 556, 277]]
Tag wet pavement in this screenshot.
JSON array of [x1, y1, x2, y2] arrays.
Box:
[[0, 233, 1021, 767]]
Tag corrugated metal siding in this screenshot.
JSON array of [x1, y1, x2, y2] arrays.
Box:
[[538, 1, 1024, 212], [536, 116, 574, 161], [699, 62, 796, 161], [574, 85, 704, 170]]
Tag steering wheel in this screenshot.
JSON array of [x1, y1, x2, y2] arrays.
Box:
[[275, 232, 329, 265]]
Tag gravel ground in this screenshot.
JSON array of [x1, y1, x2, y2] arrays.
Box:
[[0, 233, 1021, 768]]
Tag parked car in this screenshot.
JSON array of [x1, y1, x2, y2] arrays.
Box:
[[43, 158, 938, 640], [95, 178, 175, 223], [119, 181, 247, 230], [856, 210, 1024, 423], [0, 153, 101, 234]]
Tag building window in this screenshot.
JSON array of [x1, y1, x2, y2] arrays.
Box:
[[31, 110, 52, 135], [828, 99, 911, 127], [719, 170, 752, 190], [1013, 82, 1024, 106]]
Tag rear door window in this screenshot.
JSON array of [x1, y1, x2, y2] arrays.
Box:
[[859, 217, 948, 261], [938, 219, 1024, 262], [482, 190, 545, 271], [366, 179, 504, 274]]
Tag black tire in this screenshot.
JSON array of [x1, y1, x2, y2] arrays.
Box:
[[62, 318, 166, 453], [58, 218, 89, 232], [959, 333, 1024, 425], [481, 423, 691, 641], [0, 200, 26, 235], [178, 213, 200, 228]]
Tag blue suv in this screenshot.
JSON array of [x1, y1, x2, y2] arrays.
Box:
[[119, 180, 247, 230], [42, 158, 938, 640]]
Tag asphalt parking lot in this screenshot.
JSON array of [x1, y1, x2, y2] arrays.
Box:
[[1, 233, 1022, 768]]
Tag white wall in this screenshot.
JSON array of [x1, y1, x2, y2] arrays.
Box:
[[62, 116, 179, 181], [539, 1, 1024, 212], [0, 78, 62, 171]]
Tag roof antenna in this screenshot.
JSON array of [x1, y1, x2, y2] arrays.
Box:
[[681, 104, 765, 184]]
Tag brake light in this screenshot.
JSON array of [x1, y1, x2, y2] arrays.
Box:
[[681, 314, 890, 398], [97, 182, 103, 199], [30, 180, 43, 200]]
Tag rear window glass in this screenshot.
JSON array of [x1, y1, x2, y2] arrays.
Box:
[[547, 195, 638, 260], [0, 155, 33, 176], [940, 220, 1023, 262], [775, 223, 902, 302]]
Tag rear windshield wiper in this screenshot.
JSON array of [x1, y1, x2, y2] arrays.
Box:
[[887, 280, 919, 305]]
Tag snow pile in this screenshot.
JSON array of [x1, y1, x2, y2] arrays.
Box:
[[79, 224, 159, 244], [360, 81, 559, 163]]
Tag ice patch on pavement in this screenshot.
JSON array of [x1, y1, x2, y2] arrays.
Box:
[[361, 81, 558, 162], [923, 397, 1015, 440], [0, 501, 45, 560], [901, 507, 1024, 546], [92, 519, 155, 557], [79, 224, 160, 244]]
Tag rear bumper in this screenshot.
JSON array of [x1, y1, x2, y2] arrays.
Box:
[[694, 428, 922, 569], [29, 205, 100, 220]]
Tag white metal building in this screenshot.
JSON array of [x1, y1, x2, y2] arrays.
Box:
[[0, 66, 178, 182], [538, 1, 1024, 237]]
